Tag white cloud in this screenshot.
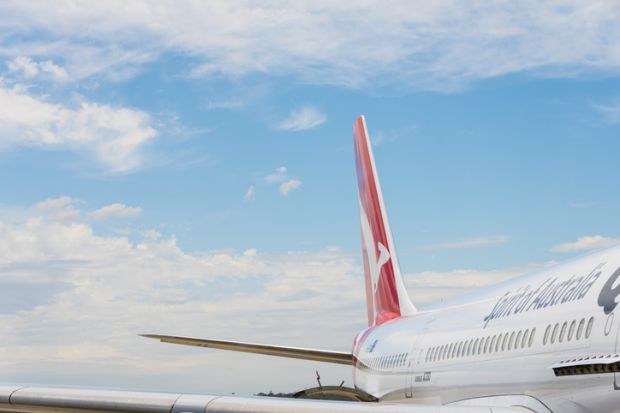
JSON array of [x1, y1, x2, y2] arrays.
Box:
[[279, 179, 302, 195], [421, 235, 508, 250], [1, 2, 620, 89], [405, 263, 547, 307], [244, 185, 256, 202], [0, 202, 364, 394], [36, 196, 74, 210], [277, 106, 326, 131], [35, 196, 80, 221], [0, 197, 548, 395], [6, 56, 69, 82], [7, 56, 39, 78], [90, 203, 142, 220], [0, 86, 157, 172], [594, 102, 620, 124], [254, 167, 302, 197], [550, 235, 620, 253], [206, 99, 245, 110], [265, 166, 288, 184]]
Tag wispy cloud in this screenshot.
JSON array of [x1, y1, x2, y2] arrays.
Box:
[[421, 235, 508, 251], [206, 99, 245, 110], [550, 235, 619, 253], [7, 56, 69, 82], [265, 166, 288, 184], [247, 167, 303, 199], [35, 196, 80, 221], [90, 203, 142, 220], [244, 185, 256, 202], [263, 166, 303, 196], [593, 102, 620, 124], [405, 263, 548, 306], [1, 3, 619, 90], [569, 201, 598, 209], [0, 86, 157, 172], [279, 179, 302, 196], [36, 196, 74, 211], [277, 106, 326, 131]]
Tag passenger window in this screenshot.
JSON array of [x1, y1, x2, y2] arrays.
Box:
[[474, 338, 479, 355], [508, 332, 515, 350], [586, 316, 594, 339], [568, 320, 576, 341], [484, 336, 490, 353], [441, 345, 447, 360], [495, 334, 502, 352], [543, 325, 550, 345], [491, 335, 497, 352], [515, 331, 522, 349], [559, 322, 567, 343], [447, 343, 453, 359], [478, 338, 483, 355], [529, 328, 535, 347], [521, 329, 529, 348], [451, 343, 458, 358], [457, 341, 464, 357], [501, 333, 508, 351], [576, 318, 585, 340], [551, 323, 559, 344], [425, 349, 430, 362], [467, 340, 472, 356]]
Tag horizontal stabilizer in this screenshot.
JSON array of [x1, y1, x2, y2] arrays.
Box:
[[141, 334, 353, 365]]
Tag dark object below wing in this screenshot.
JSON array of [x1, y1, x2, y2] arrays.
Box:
[[141, 334, 354, 365]]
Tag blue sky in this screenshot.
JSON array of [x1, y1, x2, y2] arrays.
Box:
[[0, 1, 619, 396]]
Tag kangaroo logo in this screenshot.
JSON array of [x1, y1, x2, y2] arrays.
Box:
[[598, 266, 620, 315], [373, 242, 391, 295]]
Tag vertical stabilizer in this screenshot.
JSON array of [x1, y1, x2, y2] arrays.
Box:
[[353, 115, 416, 326]]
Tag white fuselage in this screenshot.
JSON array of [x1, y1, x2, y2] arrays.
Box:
[[352, 245, 620, 413]]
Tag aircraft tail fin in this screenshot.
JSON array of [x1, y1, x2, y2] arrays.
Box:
[[353, 115, 416, 326]]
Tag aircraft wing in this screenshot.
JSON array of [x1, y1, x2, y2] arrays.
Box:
[[141, 334, 353, 365], [0, 385, 529, 413]]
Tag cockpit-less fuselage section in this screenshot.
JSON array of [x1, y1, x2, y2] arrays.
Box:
[[2, 116, 620, 413]]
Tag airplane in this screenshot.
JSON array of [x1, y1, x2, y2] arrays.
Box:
[[2, 115, 620, 413]]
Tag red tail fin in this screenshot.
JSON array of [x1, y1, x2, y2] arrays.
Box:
[[353, 116, 416, 326]]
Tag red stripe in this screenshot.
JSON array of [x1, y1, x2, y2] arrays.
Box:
[[353, 116, 401, 326]]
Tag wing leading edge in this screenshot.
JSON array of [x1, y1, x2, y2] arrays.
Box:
[[141, 334, 353, 365], [0, 385, 528, 413]]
